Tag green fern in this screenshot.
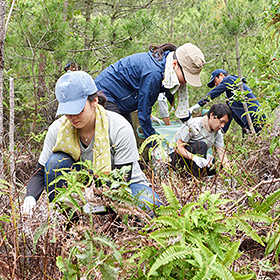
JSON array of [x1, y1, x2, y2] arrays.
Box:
[[265, 225, 280, 255], [162, 184, 181, 210], [147, 245, 191, 278], [222, 241, 241, 267], [240, 212, 272, 224], [256, 189, 280, 213], [33, 223, 54, 251], [192, 265, 214, 280], [181, 202, 199, 216], [150, 228, 182, 240], [228, 216, 264, 246], [210, 261, 235, 280], [208, 231, 225, 258], [193, 255, 217, 280], [156, 205, 179, 217], [151, 216, 183, 229], [231, 272, 254, 279]]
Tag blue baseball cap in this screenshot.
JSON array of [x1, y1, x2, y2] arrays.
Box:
[[55, 71, 98, 116], [207, 69, 227, 88]]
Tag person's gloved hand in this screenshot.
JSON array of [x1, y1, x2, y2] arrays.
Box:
[[189, 103, 201, 114], [186, 117, 200, 135], [21, 196, 36, 215], [150, 115, 164, 125], [192, 155, 210, 168]]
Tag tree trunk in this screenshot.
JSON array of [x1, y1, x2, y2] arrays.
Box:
[[235, 35, 255, 134], [0, 0, 6, 178], [38, 53, 46, 99], [223, 0, 255, 135], [9, 77, 15, 185]]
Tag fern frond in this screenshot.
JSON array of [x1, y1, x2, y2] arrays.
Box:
[[181, 202, 199, 216], [240, 212, 272, 224], [227, 217, 264, 246], [265, 227, 280, 255], [152, 216, 182, 229], [210, 261, 235, 280], [137, 246, 155, 265], [99, 263, 119, 280], [147, 245, 191, 278], [192, 249, 204, 267], [93, 235, 116, 249], [192, 265, 214, 280], [190, 210, 202, 228], [256, 189, 280, 213], [162, 184, 181, 210], [232, 272, 255, 279], [156, 205, 179, 217], [195, 241, 214, 259], [33, 224, 53, 251], [150, 228, 182, 240], [208, 231, 224, 258], [222, 241, 241, 267]]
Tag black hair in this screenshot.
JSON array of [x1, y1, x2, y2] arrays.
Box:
[[207, 103, 232, 120], [88, 91, 107, 107], [149, 43, 177, 60]]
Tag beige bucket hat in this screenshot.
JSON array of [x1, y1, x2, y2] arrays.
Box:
[[176, 43, 205, 87]]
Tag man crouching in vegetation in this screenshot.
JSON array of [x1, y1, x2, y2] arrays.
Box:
[[169, 103, 231, 179]]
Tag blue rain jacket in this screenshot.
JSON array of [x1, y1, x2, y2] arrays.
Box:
[[198, 75, 263, 133], [95, 51, 168, 139]]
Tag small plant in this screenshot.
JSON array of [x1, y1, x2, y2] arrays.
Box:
[[56, 232, 122, 280]]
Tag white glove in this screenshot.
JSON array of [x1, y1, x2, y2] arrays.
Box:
[[21, 196, 36, 215], [192, 155, 210, 168], [189, 103, 201, 114], [83, 202, 106, 213], [186, 117, 200, 136], [151, 115, 164, 125]]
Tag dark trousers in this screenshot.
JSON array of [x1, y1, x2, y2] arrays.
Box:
[[105, 101, 133, 127], [44, 152, 162, 210], [170, 141, 216, 179]]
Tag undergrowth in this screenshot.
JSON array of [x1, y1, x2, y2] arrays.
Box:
[[0, 123, 280, 279]]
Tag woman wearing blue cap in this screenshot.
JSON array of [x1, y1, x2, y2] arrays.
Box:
[[189, 69, 265, 134], [21, 71, 162, 215]]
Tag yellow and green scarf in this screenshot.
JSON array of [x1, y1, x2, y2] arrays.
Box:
[[53, 104, 111, 174]]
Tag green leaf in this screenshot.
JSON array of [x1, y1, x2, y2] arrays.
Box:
[[240, 212, 272, 224], [256, 189, 280, 213], [100, 264, 119, 280], [162, 184, 181, 210], [150, 228, 181, 240], [181, 202, 199, 216], [210, 261, 235, 280], [151, 216, 182, 229], [33, 224, 53, 251], [222, 241, 241, 267], [232, 272, 255, 280], [192, 265, 214, 280], [229, 217, 264, 246], [147, 245, 191, 278], [265, 228, 280, 255]]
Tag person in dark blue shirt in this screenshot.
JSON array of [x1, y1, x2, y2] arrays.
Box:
[[94, 43, 205, 142], [190, 69, 265, 134]]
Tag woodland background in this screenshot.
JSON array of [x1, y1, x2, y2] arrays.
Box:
[[0, 0, 280, 279]]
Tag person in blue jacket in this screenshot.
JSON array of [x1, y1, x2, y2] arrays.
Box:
[[190, 69, 265, 134], [94, 43, 205, 141]]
